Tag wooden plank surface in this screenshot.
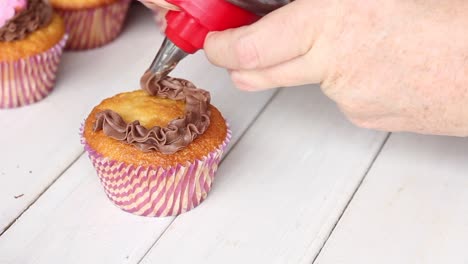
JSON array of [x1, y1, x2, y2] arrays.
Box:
[[314, 134, 468, 264], [139, 86, 388, 264], [0, 71, 274, 263], [0, 154, 175, 264], [0, 4, 276, 260], [0, 84, 386, 264]]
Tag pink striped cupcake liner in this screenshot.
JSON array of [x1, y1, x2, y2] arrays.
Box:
[[0, 34, 68, 109], [81, 124, 231, 217], [56, 0, 131, 50]]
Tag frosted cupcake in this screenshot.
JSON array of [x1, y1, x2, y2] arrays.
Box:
[[0, 0, 67, 108], [82, 73, 230, 217], [50, 0, 131, 50]]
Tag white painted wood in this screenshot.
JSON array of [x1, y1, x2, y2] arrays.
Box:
[[315, 134, 468, 264], [0, 154, 174, 264], [139, 86, 387, 264], [0, 79, 274, 264], [0, 4, 273, 233], [0, 6, 276, 262]]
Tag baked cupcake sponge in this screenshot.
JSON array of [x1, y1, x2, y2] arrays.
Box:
[[82, 90, 230, 217], [84, 90, 228, 167]]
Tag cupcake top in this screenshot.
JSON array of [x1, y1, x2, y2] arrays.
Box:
[[85, 89, 228, 167], [0, 0, 52, 42], [94, 73, 212, 155]]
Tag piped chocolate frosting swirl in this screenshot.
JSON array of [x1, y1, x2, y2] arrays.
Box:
[[0, 0, 52, 42], [93, 71, 212, 155]]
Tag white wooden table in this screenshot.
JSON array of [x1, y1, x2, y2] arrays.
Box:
[[1, 4, 467, 264]]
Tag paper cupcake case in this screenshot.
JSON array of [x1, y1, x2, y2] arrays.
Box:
[[0, 34, 68, 109], [56, 0, 131, 50], [82, 125, 232, 217]]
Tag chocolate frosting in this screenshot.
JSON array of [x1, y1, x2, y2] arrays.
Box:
[[93, 72, 212, 155], [0, 0, 52, 42]]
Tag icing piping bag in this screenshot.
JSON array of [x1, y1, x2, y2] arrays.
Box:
[[147, 0, 259, 77]]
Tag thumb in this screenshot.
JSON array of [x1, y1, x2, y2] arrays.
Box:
[[204, 0, 324, 70]]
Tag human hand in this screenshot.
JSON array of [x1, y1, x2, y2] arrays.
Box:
[[204, 0, 468, 136], [139, 0, 178, 11], [139, 0, 178, 31]]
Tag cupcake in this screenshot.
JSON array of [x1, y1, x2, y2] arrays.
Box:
[[82, 73, 231, 217], [50, 0, 131, 50], [0, 0, 67, 108]]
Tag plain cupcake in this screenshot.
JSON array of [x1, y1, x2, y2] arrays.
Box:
[[0, 0, 67, 108]]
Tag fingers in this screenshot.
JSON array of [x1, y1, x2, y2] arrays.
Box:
[[204, 0, 322, 71], [229, 50, 326, 90], [139, 0, 179, 10]]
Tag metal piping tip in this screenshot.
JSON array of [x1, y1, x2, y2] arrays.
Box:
[[148, 37, 189, 78]]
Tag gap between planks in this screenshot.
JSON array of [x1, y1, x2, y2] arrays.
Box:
[[136, 89, 282, 264], [0, 88, 280, 257], [310, 132, 392, 264], [0, 152, 85, 237]]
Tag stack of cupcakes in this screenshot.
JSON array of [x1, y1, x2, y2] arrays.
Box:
[[0, 0, 67, 108], [82, 73, 231, 217]]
